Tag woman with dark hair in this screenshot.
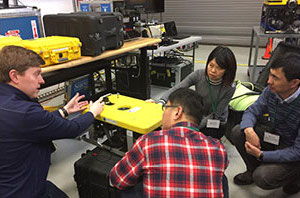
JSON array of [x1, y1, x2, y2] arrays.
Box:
[[158, 46, 237, 139]]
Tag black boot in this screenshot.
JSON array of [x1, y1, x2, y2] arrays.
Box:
[[234, 171, 253, 185], [283, 182, 300, 195]]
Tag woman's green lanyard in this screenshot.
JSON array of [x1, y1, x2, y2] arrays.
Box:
[[207, 78, 221, 118], [272, 94, 300, 127]]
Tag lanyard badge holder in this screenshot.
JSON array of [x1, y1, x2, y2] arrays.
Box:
[[206, 79, 221, 129], [256, 113, 280, 146]]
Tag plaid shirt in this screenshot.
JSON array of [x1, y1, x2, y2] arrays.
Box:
[[109, 122, 228, 198]]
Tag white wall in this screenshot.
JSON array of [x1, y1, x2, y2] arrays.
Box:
[[19, 0, 74, 15], [16, 0, 76, 106]]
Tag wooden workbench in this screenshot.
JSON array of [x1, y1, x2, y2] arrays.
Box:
[[42, 37, 161, 74]]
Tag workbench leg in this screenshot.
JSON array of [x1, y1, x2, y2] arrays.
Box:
[[248, 29, 254, 68], [88, 74, 95, 97], [105, 63, 113, 92], [252, 35, 260, 83], [192, 42, 196, 72], [140, 47, 150, 99]]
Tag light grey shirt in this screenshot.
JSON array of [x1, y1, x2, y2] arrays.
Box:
[[160, 69, 235, 128]]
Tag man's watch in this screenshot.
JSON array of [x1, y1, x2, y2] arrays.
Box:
[[258, 151, 264, 161], [60, 107, 69, 117]]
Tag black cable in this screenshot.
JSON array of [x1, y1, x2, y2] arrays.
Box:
[[230, 92, 260, 101], [132, 55, 141, 78]]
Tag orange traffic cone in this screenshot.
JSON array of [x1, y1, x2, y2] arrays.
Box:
[[262, 38, 273, 60]]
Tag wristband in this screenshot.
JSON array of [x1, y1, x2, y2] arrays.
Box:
[[60, 107, 69, 117], [258, 151, 264, 161]]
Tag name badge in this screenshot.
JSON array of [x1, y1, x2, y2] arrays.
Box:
[[263, 132, 280, 145], [207, 119, 220, 129]]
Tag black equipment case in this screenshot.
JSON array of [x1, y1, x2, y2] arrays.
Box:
[[150, 57, 193, 88], [74, 147, 122, 198], [43, 12, 124, 56]]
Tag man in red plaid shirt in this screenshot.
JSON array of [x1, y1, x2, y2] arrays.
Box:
[[109, 88, 228, 197]]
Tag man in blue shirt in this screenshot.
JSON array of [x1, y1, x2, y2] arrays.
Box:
[[230, 52, 300, 194], [0, 46, 104, 198]]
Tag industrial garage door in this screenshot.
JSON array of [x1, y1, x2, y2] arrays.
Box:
[[160, 0, 264, 46]]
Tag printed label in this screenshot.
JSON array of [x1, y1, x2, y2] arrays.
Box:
[[264, 132, 280, 145], [129, 107, 141, 113], [31, 20, 39, 39], [5, 30, 20, 37], [126, 131, 133, 137], [103, 117, 117, 125], [207, 119, 220, 129]]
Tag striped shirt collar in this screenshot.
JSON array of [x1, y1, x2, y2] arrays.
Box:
[[172, 121, 199, 130], [205, 75, 223, 86], [276, 86, 300, 104]]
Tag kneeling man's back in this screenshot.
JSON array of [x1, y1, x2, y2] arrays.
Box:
[[110, 88, 228, 197]]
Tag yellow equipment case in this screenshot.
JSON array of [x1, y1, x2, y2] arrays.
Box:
[[0, 36, 23, 49], [84, 94, 163, 134], [261, 0, 300, 33], [264, 0, 300, 6], [21, 36, 82, 67], [0, 36, 82, 67]]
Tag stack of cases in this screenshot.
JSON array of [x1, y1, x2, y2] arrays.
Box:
[[74, 147, 121, 198], [43, 12, 124, 56]]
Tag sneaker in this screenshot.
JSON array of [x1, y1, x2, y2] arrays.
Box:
[[283, 183, 300, 195], [234, 171, 253, 185]]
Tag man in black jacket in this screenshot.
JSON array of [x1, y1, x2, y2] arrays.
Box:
[[0, 46, 104, 198]]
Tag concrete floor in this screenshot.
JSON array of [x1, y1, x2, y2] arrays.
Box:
[[47, 44, 300, 198]]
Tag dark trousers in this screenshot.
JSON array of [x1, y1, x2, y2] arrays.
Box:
[[46, 181, 68, 198], [119, 181, 143, 198], [223, 174, 229, 198], [120, 176, 229, 198], [230, 125, 300, 190]]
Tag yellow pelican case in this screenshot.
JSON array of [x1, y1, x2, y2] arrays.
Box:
[[0, 36, 82, 67], [21, 36, 82, 67]]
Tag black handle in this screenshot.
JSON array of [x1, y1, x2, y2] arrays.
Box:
[[3, 0, 9, 8], [105, 27, 117, 36]]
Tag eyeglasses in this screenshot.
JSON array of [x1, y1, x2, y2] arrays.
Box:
[[162, 104, 179, 111]]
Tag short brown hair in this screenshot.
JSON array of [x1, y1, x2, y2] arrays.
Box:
[[0, 45, 45, 83]]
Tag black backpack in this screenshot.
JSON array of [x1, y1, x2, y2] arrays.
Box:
[[255, 41, 300, 92]]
